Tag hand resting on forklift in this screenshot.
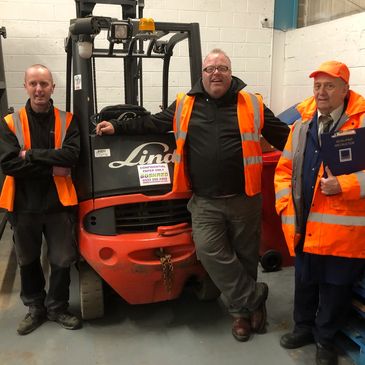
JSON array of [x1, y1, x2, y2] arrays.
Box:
[[93, 104, 150, 136], [96, 120, 114, 135]]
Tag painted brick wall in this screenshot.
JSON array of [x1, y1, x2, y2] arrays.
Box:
[[2, 1, 364, 116], [272, 11, 365, 114], [0, 0, 275, 113]]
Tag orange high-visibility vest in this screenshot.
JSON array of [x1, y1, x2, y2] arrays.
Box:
[[172, 90, 264, 195], [0, 107, 78, 211], [275, 91, 365, 258]]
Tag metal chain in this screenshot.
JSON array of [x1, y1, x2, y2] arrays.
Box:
[[157, 249, 174, 292]]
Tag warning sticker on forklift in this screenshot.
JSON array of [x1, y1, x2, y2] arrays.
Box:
[[137, 164, 171, 186], [74, 74, 82, 90], [94, 149, 111, 157]]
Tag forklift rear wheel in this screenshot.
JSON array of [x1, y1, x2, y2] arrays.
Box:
[[194, 274, 220, 301], [260, 250, 282, 272], [79, 261, 104, 320]]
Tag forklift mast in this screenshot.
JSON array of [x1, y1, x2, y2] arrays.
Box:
[[75, 0, 144, 19], [66, 2, 213, 315], [73, 1, 144, 108], [65, 0, 202, 201]]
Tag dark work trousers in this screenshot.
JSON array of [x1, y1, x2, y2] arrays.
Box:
[[7, 211, 78, 314], [187, 193, 262, 318], [294, 258, 353, 346]]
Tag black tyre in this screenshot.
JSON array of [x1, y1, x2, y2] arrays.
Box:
[[194, 274, 220, 301], [79, 261, 104, 320], [260, 249, 282, 272]]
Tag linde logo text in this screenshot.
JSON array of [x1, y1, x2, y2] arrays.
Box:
[[109, 142, 175, 168]]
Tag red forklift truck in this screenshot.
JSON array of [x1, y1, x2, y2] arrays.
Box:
[[64, 0, 219, 320]]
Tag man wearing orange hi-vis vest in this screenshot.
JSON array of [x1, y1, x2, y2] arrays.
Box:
[[0, 64, 82, 335], [275, 61, 365, 365], [96, 49, 290, 341]]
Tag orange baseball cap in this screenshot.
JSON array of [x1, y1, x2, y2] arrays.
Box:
[[309, 61, 350, 84]]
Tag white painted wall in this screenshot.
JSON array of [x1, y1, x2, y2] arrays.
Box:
[[271, 11, 365, 114], [0, 0, 275, 113], [1, 1, 365, 116]]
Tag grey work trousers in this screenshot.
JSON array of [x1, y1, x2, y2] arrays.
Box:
[[7, 211, 78, 313], [187, 193, 262, 318]]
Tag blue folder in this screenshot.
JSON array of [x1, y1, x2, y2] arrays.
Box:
[[321, 127, 365, 176]]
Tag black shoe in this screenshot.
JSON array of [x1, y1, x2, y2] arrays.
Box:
[[17, 312, 46, 335], [316, 343, 338, 365], [47, 310, 82, 330], [280, 331, 314, 349]]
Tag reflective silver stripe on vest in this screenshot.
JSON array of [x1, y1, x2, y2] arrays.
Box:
[[174, 154, 181, 163], [336, 112, 349, 131], [12, 108, 68, 149], [174, 95, 186, 140], [281, 214, 295, 225], [291, 118, 303, 148], [241, 132, 260, 142], [243, 155, 262, 166], [177, 130, 187, 140], [12, 112, 24, 149], [241, 93, 262, 168], [308, 212, 365, 227], [281, 149, 292, 160], [240, 93, 261, 140], [275, 187, 290, 201], [58, 110, 67, 146], [355, 171, 365, 198]]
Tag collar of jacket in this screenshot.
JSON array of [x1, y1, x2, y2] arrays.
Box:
[[26, 98, 54, 118], [187, 76, 247, 105], [297, 90, 365, 125]]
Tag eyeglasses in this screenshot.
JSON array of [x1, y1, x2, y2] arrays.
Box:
[[203, 65, 230, 74]]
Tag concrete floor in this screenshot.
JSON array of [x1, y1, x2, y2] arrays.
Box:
[[0, 222, 355, 365]]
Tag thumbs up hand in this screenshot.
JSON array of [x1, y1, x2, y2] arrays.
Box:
[[320, 166, 342, 195]]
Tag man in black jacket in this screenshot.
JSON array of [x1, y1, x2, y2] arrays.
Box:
[[0, 64, 81, 335], [96, 49, 289, 341]]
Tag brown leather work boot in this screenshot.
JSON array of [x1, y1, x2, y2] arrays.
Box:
[[251, 301, 267, 333], [232, 317, 251, 342]]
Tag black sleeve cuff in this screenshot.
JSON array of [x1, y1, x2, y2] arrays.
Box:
[[25, 149, 32, 162]]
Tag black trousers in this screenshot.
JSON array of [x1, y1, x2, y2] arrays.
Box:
[[8, 211, 78, 313], [293, 257, 353, 346]]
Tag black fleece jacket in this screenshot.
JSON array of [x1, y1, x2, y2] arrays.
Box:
[[0, 100, 80, 213], [111, 76, 290, 197]]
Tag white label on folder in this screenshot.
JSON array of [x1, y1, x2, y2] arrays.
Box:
[[339, 148, 352, 163]]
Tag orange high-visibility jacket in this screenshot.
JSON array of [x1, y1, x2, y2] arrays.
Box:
[[172, 90, 264, 196], [274, 90, 365, 258], [0, 107, 78, 211]]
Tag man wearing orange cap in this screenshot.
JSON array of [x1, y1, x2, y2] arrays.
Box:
[[275, 61, 365, 365]]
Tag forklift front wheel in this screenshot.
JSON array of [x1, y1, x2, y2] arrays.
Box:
[[79, 261, 104, 320], [194, 274, 220, 301]]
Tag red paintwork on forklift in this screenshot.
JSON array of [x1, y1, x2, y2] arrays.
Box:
[[78, 191, 205, 304], [261, 150, 293, 267]]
